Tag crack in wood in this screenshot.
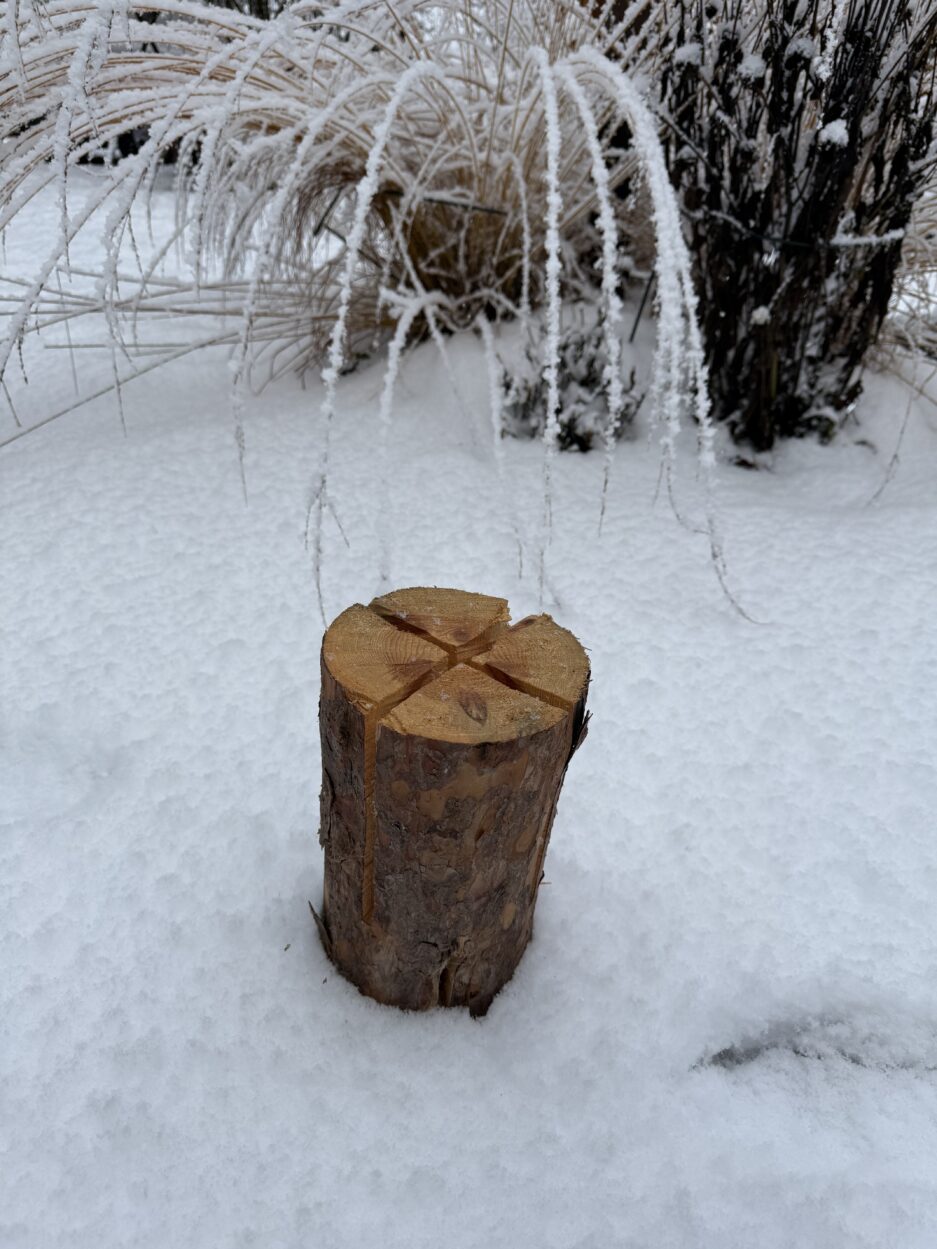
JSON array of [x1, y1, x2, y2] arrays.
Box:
[[361, 660, 448, 922], [358, 601, 577, 925], [371, 603, 567, 712], [370, 603, 508, 662]]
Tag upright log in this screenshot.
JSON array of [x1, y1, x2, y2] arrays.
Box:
[[317, 587, 589, 1016]]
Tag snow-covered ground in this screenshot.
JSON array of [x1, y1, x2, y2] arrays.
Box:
[[3, 179, 937, 1248]]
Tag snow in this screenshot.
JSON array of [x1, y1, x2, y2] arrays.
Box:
[[787, 36, 818, 61], [819, 118, 849, 147], [532, 47, 563, 591], [674, 42, 702, 67], [4, 180, 937, 1249]]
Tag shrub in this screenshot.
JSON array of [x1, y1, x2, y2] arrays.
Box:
[[648, 0, 937, 449], [501, 308, 645, 450], [888, 184, 937, 360]]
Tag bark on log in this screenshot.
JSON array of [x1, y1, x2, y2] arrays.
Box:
[[316, 587, 589, 1016]]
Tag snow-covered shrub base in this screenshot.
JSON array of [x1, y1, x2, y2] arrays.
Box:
[[502, 309, 643, 452]]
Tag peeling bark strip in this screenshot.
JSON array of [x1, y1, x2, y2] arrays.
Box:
[[317, 587, 589, 1016]]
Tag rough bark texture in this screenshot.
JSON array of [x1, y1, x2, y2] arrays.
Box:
[[316, 588, 589, 1016]]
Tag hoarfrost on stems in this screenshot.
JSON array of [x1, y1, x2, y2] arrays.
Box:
[[531, 47, 563, 604], [555, 63, 625, 528], [311, 60, 444, 620], [0, 0, 734, 609]]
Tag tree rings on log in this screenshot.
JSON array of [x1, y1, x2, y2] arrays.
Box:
[[317, 586, 589, 1016]]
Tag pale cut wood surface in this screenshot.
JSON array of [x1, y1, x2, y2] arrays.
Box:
[[370, 586, 509, 654], [380, 663, 565, 745]]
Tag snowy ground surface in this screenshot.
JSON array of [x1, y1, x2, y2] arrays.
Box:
[[3, 177, 937, 1249]]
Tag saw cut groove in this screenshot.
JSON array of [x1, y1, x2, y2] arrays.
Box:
[[467, 659, 573, 712], [317, 588, 590, 1015], [370, 604, 510, 668], [468, 613, 590, 712], [370, 586, 509, 657], [368, 605, 455, 651], [361, 665, 448, 921], [318, 604, 449, 923]]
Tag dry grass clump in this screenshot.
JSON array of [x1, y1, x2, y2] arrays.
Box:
[[2, 0, 717, 604], [0, 1, 672, 391]]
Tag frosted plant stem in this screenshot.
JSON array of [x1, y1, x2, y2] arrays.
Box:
[[555, 65, 624, 533], [55, 268, 79, 396], [869, 334, 937, 505], [1, 378, 20, 429], [506, 151, 532, 321], [2, 0, 27, 99], [0, 338, 216, 450], [482, 0, 516, 196], [385, 202, 481, 450], [568, 48, 751, 618], [51, 0, 115, 275], [228, 74, 394, 521], [186, 19, 288, 285], [476, 313, 525, 580], [110, 342, 126, 437], [566, 49, 692, 456], [375, 290, 444, 587], [1, 5, 263, 379], [532, 48, 563, 609], [312, 60, 444, 623], [0, 161, 146, 380]]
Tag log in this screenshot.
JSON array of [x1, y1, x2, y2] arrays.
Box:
[[316, 586, 589, 1016]]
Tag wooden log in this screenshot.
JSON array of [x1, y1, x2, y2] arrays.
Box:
[[316, 587, 589, 1016]]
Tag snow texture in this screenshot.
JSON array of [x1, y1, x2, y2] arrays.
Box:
[[819, 118, 849, 147], [3, 181, 937, 1249], [532, 46, 564, 595], [739, 52, 766, 81], [674, 41, 702, 66]]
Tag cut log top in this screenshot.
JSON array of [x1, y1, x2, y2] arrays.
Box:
[[371, 586, 509, 654], [321, 586, 588, 743]]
